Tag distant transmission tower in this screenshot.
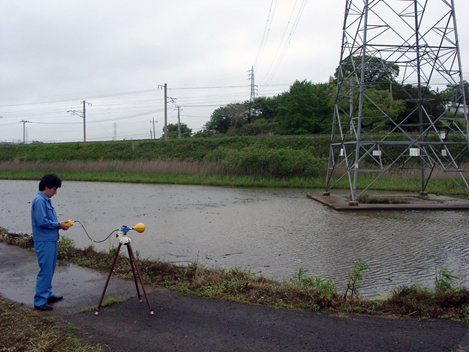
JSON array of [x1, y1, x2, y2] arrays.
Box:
[[325, 0, 468, 203], [249, 66, 257, 102], [248, 66, 258, 123]]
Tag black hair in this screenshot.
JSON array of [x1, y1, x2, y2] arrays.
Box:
[[38, 174, 62, 191]]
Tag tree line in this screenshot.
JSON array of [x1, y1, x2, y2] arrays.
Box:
[[198, 80, 334, 138], [169, 59, 468, 139]]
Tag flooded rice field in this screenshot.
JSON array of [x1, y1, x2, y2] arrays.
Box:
[[1, 180, 469, 298]]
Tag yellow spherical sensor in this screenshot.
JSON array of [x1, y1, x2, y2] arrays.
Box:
[[132, 223, 146, 233]]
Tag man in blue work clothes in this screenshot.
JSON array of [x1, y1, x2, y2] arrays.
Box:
[[31, 174, 70, 311]]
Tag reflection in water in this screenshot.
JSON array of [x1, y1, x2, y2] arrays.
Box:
[[1, 180, 468, 297]]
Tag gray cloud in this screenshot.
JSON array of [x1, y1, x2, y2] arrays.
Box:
[[0, 0, 467, 142]]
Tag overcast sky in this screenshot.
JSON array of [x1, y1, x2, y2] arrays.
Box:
[[1, 0, 468, 143]]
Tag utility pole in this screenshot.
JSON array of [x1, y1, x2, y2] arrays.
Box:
[[163, 84, 167, 141], [158, 84, 176, 141], [68, 100, 91, 142], [82, 100, 86, 142], [158, 84, 168, 140], [19, 120, 31, 144], [150, 118, 157, 139], [176, 106, 182, 139]]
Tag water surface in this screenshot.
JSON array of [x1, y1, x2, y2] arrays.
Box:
[[1, 180, 468, 297]]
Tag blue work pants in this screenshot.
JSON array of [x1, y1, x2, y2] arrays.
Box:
[[34, 241, 58, 307]]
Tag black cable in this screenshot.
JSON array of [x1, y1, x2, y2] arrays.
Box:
[[74, 220, 119, 244]]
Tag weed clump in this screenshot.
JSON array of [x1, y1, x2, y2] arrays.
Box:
[[381, 267, 469, 321], [343, 259, 369, 301], [0, 228, 34, 248]]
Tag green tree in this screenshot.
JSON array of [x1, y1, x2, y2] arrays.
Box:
[[392, 83, 445, 130], [227, 96, 280, 136], [204, 103, 248, 134], [338, 88, 406, 131], [164, 123, 192, 139], [332, 56, 451, 132], [275, 80, 334, 135], [440, 81, 469, 104], [204, 106, 229, 134], [248, 96, 279, 122], [335, 55, 400, 88]]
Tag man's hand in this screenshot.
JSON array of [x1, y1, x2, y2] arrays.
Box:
[[58, 222, 70, 231]]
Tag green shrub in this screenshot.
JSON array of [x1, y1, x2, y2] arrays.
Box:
[[204, 145, 327, 177]]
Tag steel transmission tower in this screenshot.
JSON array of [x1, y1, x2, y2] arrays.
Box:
[[249, 66, 257, 102], [325, 0, 468, 203]]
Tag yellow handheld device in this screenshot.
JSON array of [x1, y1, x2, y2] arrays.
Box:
[[65, 219, 74, 226]]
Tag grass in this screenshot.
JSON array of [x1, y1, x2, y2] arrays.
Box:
[[0, 296, 103, 352], [0, 137, 332, 164], [0, 169, 326, 189], [79, 295, 129, 313], [0, 134, 468, 194], [1, 168, 469, 197]]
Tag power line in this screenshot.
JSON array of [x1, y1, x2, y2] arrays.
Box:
[[254, 0, 278, 68], [262, 0, 309, 86]]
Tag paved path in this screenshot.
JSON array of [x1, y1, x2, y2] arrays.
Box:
[[1, 242, 469, 351]]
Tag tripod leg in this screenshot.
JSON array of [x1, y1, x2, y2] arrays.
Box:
[[95, 243, 122, 315], [126, 243, 142, 301], [127, 242, 154, 315]]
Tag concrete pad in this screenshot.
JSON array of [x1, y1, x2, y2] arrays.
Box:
[[307, 193, 469, 211], [0, 242, 153, 316]]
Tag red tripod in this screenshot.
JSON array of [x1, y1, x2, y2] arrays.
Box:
[[95, 225, 154, 316]]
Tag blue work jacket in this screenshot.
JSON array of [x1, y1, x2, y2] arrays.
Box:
[[31, 191, 60, 242]]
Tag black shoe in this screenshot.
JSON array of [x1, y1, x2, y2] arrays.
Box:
[[35, 304, 53, 311], [47, 295, 63, 303]]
